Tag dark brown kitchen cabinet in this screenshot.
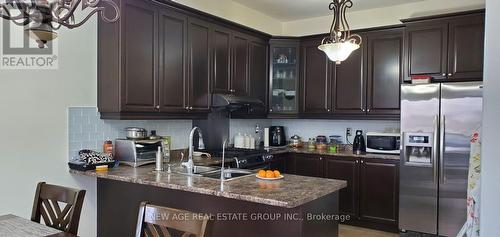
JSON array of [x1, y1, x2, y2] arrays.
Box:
[[248, 40, 269, 106], [324, 157, 359, 220], [231, 33, 250, 96], [98, 0, 212, 119], [301, 38, 333, 115], [447, 14, 485, 81], [212, 26, 232, 94], [359, 158, 399, 228], [404, 12, 484, 82], [333, 34, 366, 116], [293, 154, 323, 178], [366, 28, 403, 116], [187, 17, 212, 113], [158, 8, 187, 113], [404, 20, 448, 81], [120, 0, 158, 113]]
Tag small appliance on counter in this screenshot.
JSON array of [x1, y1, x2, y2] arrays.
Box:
[[352, 130, 366, 154], [366, 132, 401, 154], [269, 126, 286, 147], [289, 135, 302, 148], [115, 139, 163, 167]]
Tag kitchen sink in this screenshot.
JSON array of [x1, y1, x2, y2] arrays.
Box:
[[201, 168, 254, 181], [171, 165, 219, 176]]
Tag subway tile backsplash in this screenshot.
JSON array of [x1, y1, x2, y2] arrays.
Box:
[[68, 107, 192, 160], [272, 119, 400, 144], [68, 107, 400, 159]]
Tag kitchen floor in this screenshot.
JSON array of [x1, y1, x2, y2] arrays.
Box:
[[339, 225, 399, 237]]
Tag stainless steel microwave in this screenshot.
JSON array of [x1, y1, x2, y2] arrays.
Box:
[[366, 132, 401, 154]]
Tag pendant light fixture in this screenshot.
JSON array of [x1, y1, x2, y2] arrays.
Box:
[[318, 0, 362, 64], [1, 0, 120, 48]]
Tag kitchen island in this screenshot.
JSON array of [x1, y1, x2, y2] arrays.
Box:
[[71, 165, 347, 237]]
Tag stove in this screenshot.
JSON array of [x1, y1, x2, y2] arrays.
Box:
[[205, 148, 274, 169]]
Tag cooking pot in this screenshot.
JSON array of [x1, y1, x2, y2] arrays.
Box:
[[125, 127, 148, 139]]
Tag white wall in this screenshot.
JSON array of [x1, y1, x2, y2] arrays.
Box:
[[174, 0, 283, 35], [282, 0, 485, 36], [0, 18, 98, 237], [479, 0, 500, 235]]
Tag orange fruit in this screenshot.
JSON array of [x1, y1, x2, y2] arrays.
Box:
[[273, 170, 281, 177], [258, 170, 266, 178], [266, 170, 275, 178]]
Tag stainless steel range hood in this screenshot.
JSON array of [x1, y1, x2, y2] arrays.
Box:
[[212, 93, 265, 111]]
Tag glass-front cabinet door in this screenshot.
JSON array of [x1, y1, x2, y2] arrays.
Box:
[[269, 39, 300, 115]]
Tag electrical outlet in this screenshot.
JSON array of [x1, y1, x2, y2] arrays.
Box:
[[346, 128, 352, 137]]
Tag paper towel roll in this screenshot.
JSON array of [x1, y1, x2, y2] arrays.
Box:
[[264, 128, 270, 147]]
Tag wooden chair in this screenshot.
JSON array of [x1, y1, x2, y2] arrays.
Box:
[[31, 182, 86, 236], [135, 202, 209, 237]]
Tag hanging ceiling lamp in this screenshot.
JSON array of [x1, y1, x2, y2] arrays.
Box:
[[0, 0, 120, 48], [318, 0, 362, 64]]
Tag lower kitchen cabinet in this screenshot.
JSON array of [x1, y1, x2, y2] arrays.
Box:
[[359, 158, 399, 229], [269, 154, 287, 173], [324, 157, 359, 220], [293, 154, 324, 177], [291, 154, 399, 232]]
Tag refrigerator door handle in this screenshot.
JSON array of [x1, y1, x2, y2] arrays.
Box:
[[433, 115, 439, 184], [439, 115, 446, 184]]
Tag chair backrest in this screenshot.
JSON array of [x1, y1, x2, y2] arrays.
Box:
[[135, 202, 209, 237], [31, 182, 86, 235]]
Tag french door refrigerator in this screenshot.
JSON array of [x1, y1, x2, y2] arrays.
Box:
[[399, 82, 483, 236]]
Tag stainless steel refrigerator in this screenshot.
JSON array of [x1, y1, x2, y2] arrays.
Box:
[[399, 82, 483, 236]]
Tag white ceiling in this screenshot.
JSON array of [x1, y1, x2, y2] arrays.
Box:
[[233, 0, 426, 21]]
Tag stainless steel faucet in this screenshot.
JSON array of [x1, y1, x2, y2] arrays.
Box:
[[220, 139, 228, 181], [182, 127, 205, 175]]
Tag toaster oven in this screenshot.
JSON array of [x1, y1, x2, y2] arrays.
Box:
[[366, 132, 401, 154], [115, 139, 163, 167]]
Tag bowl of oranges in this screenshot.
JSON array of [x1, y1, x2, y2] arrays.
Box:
[[256, 170, 284, 180]]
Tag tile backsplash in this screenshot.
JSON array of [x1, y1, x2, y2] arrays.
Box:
[[68, 107, 400, 159], [68, 107, 192, 160], [272, 119, 400, 143]]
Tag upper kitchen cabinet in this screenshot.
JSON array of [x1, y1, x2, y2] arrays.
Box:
[[212, 25, 232, 94], [269, 39, 300, 116], [116, 0, 158, 113], [158, 8, 188, 113], [97, 0, 269, 119], [403, 11, 485, 82], [365, 28, 404, 116], [212, 27, 269, 98], [187, 17, 212, 113], [447, 14, 485, 81], [248, 39, 269, 108], [300, 37, 333, 116], [332, 33, 366, 116]]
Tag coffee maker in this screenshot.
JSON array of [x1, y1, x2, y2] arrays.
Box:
[[353, 130, 366, 154], [269, 126, 286, 146]]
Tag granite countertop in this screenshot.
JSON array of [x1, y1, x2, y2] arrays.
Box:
[[70, 165, 347, 209], [268, 147, 401, 160]]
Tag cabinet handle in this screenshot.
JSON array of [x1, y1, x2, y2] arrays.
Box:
[[270, 109, 273, 112], [355, 160, 359, 163], [155, 105, 160, 110], [185, 107, 189, 110], [327, 109, 331, 112], [367, 109, 371, 112], [320, 157, 323, 161], [442, 73, 446, 77], [230, 89, 236, 93], [189, 107, 193, 110], [361, 160, 364, 164], [448, 73, 452, 77], [362, 109, 366, 112]]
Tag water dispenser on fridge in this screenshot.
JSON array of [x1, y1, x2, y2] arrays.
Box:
[[403, 132, 434, 166]]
